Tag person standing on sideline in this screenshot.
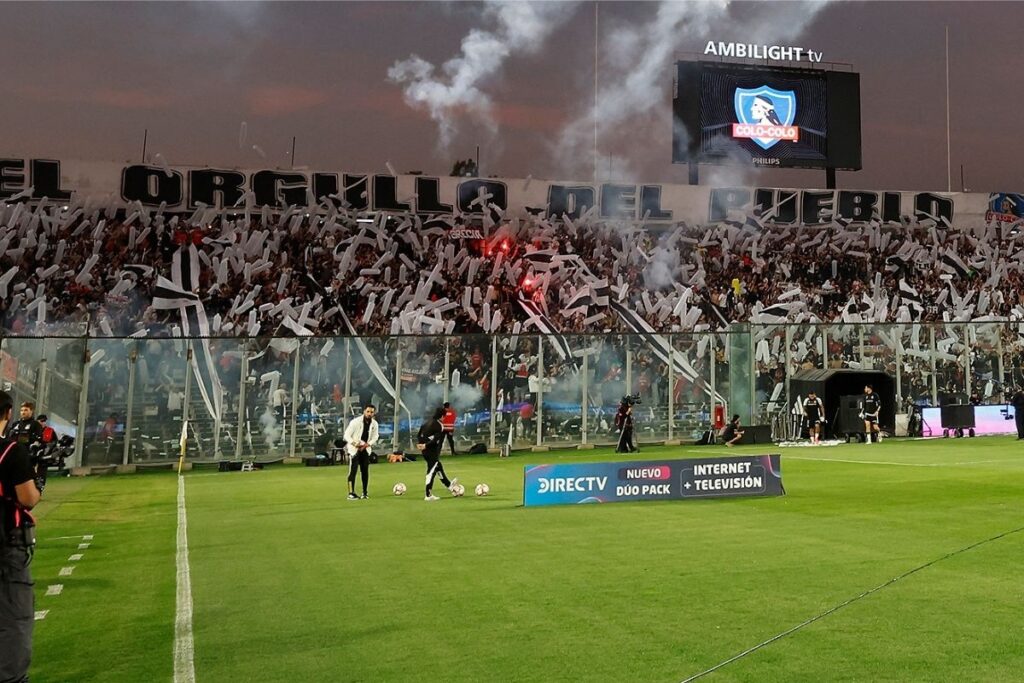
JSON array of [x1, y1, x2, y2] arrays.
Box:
[[0, 391, 42, 683], [345, 405, 379, 500], [862, 385, 882, 444], [1011, 386, 1024, 440], [8, 403, 43, 451], [440, 401, 457, 456], [417, 408, 459, 502], [802, 391, 825, 445], [615, 401, 637, 453]]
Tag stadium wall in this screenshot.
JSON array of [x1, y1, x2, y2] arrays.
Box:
[[3, 157, 1020, 227]]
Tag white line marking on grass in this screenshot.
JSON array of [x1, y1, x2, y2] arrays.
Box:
[[83, 534, 93, 540], [47, 535, 88, 541], [786, 456, 1013, 468], [78, 543, 90, 549], [174, 475, 196, 683], [34, 610, 48, 621], [58, 566, 74, 577], [68, 554, 83, 562], [680, 523, 1024, 682], [45, 585, 63, 596]]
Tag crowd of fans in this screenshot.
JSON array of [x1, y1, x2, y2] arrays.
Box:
[[2, 201, 1023, 338]]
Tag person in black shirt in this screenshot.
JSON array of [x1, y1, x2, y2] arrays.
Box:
[[862, 385, 882, 444], [721, 414, 745, 447], [8, 402, 43, 452], [802, 392, 825, 445], [0, 391, 42, 683], [417, 408, 458, 502], [614, 402, 637, 453], [1011, 387, 1024, 440]]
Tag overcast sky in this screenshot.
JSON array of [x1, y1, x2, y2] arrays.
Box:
[[2, 1, 1020, 193]]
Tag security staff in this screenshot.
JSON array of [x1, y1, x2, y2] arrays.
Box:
[[440, 402, 458, 456], [417, 408, 459, 502], [1011, 387, 1024, 440], [0, 391, 42, 683], [9, 402, 43, 451], [344, 405, 379, 500]]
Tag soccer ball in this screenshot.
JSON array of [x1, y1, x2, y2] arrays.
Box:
[[450, 483, 466, 497], [474, 483, 490, 497], [392, 482, 407, 496]]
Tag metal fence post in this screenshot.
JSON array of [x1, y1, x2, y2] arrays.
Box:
[[393, 343, 403, 451], [289, 343, 302, 458], [489, 336, 498, 450], [73, 342, 92, 468], [123, 345, 137, 465], [443, 337, 450, 404], [962, 323, 971, 398], [929, 326, 938, 405], [581, 343, 589, 445], [536, 336, 544, 447], [235, 352, 248, 459], [344, 338, 352, 416], [667, 333, 675, 441]]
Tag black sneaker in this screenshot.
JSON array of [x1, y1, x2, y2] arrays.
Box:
[[360, 493, 369, 500], [347, 493, 359, 501]]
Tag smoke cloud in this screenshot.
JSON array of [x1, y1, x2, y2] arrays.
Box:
[[388, 1, 578, 148]]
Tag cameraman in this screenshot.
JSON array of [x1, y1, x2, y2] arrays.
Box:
[[0, 391, 41, 683], [615, 398, 637, 454], [1012, 386, 1024, 440], [9, 403, 43, 451]]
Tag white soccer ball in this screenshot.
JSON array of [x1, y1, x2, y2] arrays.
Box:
[[450, 483, 466, 497], [392, 482, 407, 496], [474, 483, 490, 497]]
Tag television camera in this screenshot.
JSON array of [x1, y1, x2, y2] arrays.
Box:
[[28, 434, 73, 492], [620, 393, 642, 407]]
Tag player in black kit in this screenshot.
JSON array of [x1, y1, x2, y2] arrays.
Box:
[[802, 391, 825, 445], [861, 385, 882, 444], [417, 408, 459, 502]]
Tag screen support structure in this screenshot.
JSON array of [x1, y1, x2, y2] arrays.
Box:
[[825, 167, 836, 189], [688, 162, 699, 186]]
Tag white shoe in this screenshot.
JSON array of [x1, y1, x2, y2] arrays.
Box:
[[425, 495, 441, 502]]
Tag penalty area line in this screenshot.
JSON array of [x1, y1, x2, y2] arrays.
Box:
[[174, 475, 196, 683], [679, 522, 1024, 682]]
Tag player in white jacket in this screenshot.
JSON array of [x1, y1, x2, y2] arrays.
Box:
[[345, 405, 380, 500]]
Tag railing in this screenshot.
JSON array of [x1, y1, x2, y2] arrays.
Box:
[[2, 322, 1022, 466]]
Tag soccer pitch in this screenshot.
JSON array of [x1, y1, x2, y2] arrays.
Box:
[[29, 437, 1024, 682]]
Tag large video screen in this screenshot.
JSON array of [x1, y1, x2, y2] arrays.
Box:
[[673, 62, 861, 171]]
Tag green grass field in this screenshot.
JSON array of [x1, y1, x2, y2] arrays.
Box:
[[27, 437, 1024, 682]]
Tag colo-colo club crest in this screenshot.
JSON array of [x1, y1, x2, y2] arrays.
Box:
[[732, 86, 798, 150]]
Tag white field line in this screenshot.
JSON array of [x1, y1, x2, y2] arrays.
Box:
[[786, 456, 1013, 468], [174, 476, 196, 683]]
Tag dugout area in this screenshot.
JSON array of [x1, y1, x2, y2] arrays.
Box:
[[789, 369, 896, 439]]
